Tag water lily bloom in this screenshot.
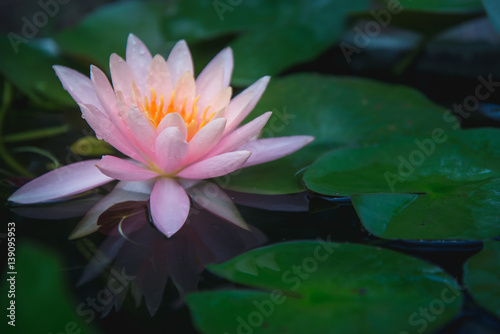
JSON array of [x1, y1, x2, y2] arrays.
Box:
[[8, 34, 314, 237]]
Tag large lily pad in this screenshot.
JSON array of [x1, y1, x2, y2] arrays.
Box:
[[303, 128, 500, 240], [0, 36, 75, 107], [186, 241, 463, 334], [222, 73, 459, 194], [463, 241, 500, 320], [54, 1, 169, 72], [163, 0, 369, 85], [54, 1, 369, 86], [352, 179, 500, 240], [304, 128, 500, 195]]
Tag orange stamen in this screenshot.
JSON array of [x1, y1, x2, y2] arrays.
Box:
[[140, 86, 223, 141]]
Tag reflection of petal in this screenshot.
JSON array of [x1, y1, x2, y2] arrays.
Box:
[[79, 201, 267, 316], [187, 181, 248, 230], [226, 190, 310, 212], [77, 237, 127, 286], [10, 193, 102, 219], [134, 241, 170, 315], [70, 180, 154, 239]]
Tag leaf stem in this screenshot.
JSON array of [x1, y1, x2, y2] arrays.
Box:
[[0, 82, 34, 177]]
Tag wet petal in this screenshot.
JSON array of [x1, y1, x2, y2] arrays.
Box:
[[8, 160, 113, 204], [90, 65, 120, 119], [195, 47, 232, 109], [166, 40, 194, 87], [127, 105, 157, 158], [53, 65, 102, 108], [185, 118, 226, 165], [79, 103, 146, 163], [96, 155, 157, 181], [197, 87, 232, 124], [146, 54, 172, 101], [177, 150, 251, 179], [126, 33, 153, 88], [239, 136, 314, 167], [157, 112, 188, 138], [155, 127, 189, 173], [110, 53, 136, 105], [208, 112, 271, 157], [173, 71, 195, 117], [225, 76, 270, 133]]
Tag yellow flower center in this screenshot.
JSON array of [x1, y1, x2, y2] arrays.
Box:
[[142, 88, 215, 141]]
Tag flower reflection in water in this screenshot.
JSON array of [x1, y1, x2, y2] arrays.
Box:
[[74, 186, 267, 316], [9, 180, 313, 317], [45, 182, 267, 315]]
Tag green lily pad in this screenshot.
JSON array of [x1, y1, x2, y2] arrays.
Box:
[[0, 240, 99, 333], [304, 128, 500, 195], [483, 0, 500, 33], [380, 0, 484, 13], [164, 0, 369, 85], [371, 0, 484, 37], [464, 241, 500, 319], [53, 1, 369, 86], [222, 73, 459, 194], [0, 36, 75, 107], [54, 1, 168, 71], [186, 241, 463, 334], [352, 178, 500, 240], [303, 128, 500, 240]]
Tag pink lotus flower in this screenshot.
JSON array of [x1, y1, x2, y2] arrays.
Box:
[[8, 34, 313, 237]]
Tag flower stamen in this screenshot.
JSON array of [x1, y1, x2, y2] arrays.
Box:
[[141, 87, 217, 141]]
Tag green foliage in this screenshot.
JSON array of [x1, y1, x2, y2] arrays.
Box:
[[0, 240, 100, 334], [464, 241, 500, 319], [187, 241, 463, 334], [223, 74, 458, 194], [304, 129, 500, 240]]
